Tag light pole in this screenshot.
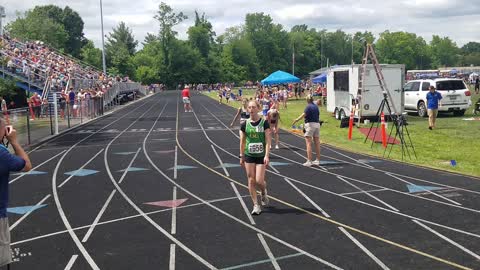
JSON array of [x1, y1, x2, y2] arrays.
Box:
[[100, 0, 107, 75]]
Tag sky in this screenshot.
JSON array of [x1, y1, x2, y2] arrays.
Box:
[[2, 0, 479, 49]]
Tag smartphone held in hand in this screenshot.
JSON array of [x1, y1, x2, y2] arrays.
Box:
[[6, 126, 12, 136]]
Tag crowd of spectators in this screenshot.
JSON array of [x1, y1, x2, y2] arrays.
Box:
[[1, 34, 134, 92], [0, 34, 137, 118]]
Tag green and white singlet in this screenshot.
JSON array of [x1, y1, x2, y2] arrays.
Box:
[[244, 118, 266, 157]]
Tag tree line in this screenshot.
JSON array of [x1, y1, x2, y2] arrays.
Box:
[[5, 3, 480, 87]]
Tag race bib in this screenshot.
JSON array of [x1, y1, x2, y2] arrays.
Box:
[[248, 143, 264, 154]]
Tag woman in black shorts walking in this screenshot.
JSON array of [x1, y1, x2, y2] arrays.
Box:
[[240, 100, 271, 215]]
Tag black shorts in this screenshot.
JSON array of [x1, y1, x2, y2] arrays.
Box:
[[244, 155, 265, 164]]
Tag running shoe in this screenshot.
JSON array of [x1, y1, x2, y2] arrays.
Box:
[[312, 159, 320, 166], [251, 204, 262, 215], [261, 190, 269, 206], [275, 144, 279, 149], [303, 160, 313, 167]]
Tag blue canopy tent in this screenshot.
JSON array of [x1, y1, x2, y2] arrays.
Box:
[[261, 70, 300, 85], [312, 73, 327, 84]]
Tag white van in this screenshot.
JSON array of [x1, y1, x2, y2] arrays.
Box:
[[404, 78, 472, 117]]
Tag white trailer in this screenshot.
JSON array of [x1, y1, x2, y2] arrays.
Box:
[[326, 64, 405, 120]]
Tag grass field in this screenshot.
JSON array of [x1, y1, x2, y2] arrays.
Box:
[[203, 88, 480, 177]]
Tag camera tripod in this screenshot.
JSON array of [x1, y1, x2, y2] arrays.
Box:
[[365, 93, 417, 160]]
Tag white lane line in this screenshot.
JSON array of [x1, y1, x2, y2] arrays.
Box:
[[81, 190, 117, 243], [340, 188, 388, 196], [268, 163, 280, 173], [412, 220, 480, 261], [51, 99, 159, 270], [169, 244, 176, 270], [323, 146, 375, 169], [283, 174, 480, 239], [9, 194, 51, 231], [230, 183, 255, 225], [389, 172, 480, 196], [272, 141, 478, 213], [9, 150, 66, 184], [192, 105, 480, 239], [118, 148, 142, 184], [80, 147, 141, 242], [257, 233, 281, 270], [171, 187, 177, 235], [209, 97, 480, 190], [12, 195, 251, 246], [272, 160, 388, 269], [146, 155, 342, 269], [386, 173, 462, 206], [283, 178, 331, 218], [336, 176, 399, 212], [106, 101, 215, 269], [211, 145, 229, 177], [58, 149, 105, 188], [338, 227, 390, 270], [285, 144, 328, 171], [174, 146, 178, 179], [172, 109, 343, 269], [64, 254, 79, 270], [53, 149, 100, 270]]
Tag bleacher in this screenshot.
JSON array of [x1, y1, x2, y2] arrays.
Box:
[[0, 34, 144, 107]]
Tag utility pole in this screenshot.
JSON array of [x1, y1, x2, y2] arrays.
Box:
[[100, 0, 107, 75], [292, 42, 295, 75]]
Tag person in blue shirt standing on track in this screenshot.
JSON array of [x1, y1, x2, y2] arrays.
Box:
[[426, 85, 442, 130], [0, 117, 32, 269], [292, 94, 321, 167]]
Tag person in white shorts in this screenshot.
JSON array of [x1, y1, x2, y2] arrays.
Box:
[[181, 85, 192, 112], [292, 94, 321, 167]]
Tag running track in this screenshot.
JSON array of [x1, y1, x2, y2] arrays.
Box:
[[7, 91, 480, 270]]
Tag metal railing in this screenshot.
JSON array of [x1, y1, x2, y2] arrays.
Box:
[[0, 87, 145, 147]]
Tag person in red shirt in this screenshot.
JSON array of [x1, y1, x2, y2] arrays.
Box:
[[30, 92, 42, 118], [181, 85, 192, 112]]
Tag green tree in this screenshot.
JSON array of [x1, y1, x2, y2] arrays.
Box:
[[430, 35, 459, 67], [0, 79, 17, 100], [32, 5, 86, 57], [108, 44, 135, 77], [352, 31, 375, 64], [154, 1, 188, 79], [142, 33, 158, 46], [461, 42, 480, 54], [6, 10, 68, 49], [132, 40, 164, 84], [289, 26, 321, 76], [375, 31, 431, 70], [245, 13, 289, 76], [106, 21, 138, 57], [187, 11, 215, 58], [80, 40, 102, 69]]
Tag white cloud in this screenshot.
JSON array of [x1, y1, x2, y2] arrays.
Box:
[[1, 0, 479, 49]]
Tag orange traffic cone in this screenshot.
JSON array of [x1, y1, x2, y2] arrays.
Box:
[[381, 112, 387, 148], [348, 109, 354, 140]]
